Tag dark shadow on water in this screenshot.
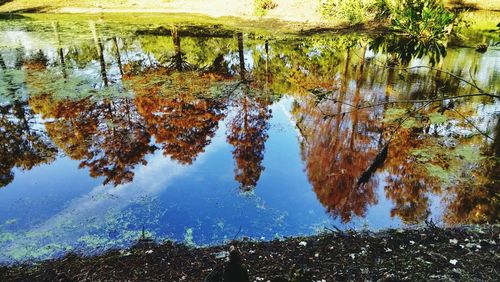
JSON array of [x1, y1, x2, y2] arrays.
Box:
[[0, 0, 13, 7], [0, 12, 25, 20], [135, 25, 235, 38], [0, 6, 51, 20]]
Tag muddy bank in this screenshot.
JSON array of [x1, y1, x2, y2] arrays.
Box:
[[1, 225, 498, 281]]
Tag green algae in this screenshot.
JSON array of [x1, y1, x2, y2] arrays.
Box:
[[425, 163, 452, 185], [184, 228, 195, 247], [428, 112, 448, 124]]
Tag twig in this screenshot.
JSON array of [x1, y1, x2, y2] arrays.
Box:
[[232, 226, 242, 241], [320, 92, 499, 118], [387, 101, 432, 143], [356, 50, 488, 94], [451, 108, 494, 140]]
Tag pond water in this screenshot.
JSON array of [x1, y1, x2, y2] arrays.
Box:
[[0, 15, 499, 263]]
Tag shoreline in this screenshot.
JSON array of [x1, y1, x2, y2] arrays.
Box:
[[1, 225, 498, 281]]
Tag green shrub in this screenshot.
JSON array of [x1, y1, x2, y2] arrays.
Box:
[[319, 0, 376, 24], [389, 0, 456, 42]]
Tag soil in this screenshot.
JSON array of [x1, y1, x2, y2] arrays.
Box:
[[1, 225, 498, 281]]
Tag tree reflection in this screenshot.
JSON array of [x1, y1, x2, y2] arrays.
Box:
[[383, 129, 438, 224], [226, 33, 272, 191], [30, 95, 156, 186], [0, 51, 57, 188], [1, 25, 498, 228], [444, 116, 500, 224], [135, 94, 225, 165], [227, 93, 271, 191], [370, 34, 447, 66], [0, 101, 58, 187], [126, 29, 228, 165], [296, 46, 380, 222]]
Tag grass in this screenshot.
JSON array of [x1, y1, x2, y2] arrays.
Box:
[[0, 0, 172, 11]]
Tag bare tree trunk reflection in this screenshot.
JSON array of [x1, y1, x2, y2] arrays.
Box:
[[90, 21, 109, 87], [237, 32, 245, 80], [113, 37, 124, 76]]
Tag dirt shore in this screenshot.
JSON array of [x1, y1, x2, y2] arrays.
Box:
[[1, 0, 499, 23], [1, 225, 498, 281]]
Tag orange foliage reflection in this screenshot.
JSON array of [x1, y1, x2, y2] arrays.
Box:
[[135, 94, 225, 165], [227, 92, 272, 191]]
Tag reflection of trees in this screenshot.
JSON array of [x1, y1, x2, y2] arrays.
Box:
[[30, 95, 156, 186], [23, 37, 155, 186], [444, 116, 500, 224], [0, 53, 57, 188], [227, 93, 271, 190], [3, 24, 497, 225], [90, 22, 109, 87], [370, 34, 447, 66], [296, 47, 380, 222], [125, 30, 228, 165], [383, 129, 437, 224], [226, 33, 272, 191], [135, 94, 225, 164], [0, 101, 58, 187]]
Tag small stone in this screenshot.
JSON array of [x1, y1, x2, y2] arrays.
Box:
[[298, 241, 307, 247], [449, 239, 458, 244], [145, 250, 153, 254], [449, 259, 458, 265], [214, 251, 229, 259]]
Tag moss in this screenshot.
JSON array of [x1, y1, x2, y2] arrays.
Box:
[[5, 247, 31, 261]]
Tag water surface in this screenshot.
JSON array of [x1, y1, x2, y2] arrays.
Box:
[[0, 16, 499, 262]]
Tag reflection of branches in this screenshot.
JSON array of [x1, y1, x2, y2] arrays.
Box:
[[451, 108, 494, 141], [324, 92, 500, 114], [386, 65, 487, 93], [357, 47, 488, 93], [317, 91, 498, 140], [221, 80, 253, 99]]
